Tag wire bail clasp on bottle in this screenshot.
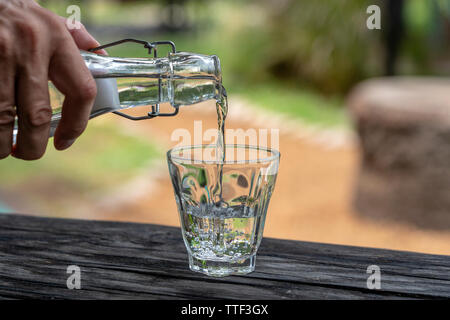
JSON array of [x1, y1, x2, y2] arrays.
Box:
[[89, 39, 179, 121]]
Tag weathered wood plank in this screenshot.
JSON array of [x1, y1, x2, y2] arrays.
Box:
[[0, 214, 448, 299]]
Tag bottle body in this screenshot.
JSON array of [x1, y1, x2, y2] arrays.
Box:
[[13, 51, 222, 141]]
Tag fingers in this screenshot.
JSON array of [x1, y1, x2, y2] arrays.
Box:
[[13, 64, 53, 160], [49, 36, 97, 151], [0, 31, 16, 159], [8, 13, 53, 160], [0, 4, 54, 160], [0, 5, 102, 160], [69, 25, 108, 55]]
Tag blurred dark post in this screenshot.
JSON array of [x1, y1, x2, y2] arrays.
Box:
[[431, 1, 450, 52], [384, 0, 405, 76], [163, 0, 189, 32]]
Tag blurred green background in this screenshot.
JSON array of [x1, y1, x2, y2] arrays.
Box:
[[0, 0, 449, 218]]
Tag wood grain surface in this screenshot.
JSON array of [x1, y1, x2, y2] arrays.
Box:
[[0, 214, 448, 299]]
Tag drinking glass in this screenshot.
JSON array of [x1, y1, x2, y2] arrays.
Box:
[[167, 144, 280, 277]]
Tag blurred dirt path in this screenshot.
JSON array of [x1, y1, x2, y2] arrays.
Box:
[[94, 99, 450, 255]]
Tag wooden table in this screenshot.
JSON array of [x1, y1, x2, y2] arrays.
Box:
[[0, 214, 448, 299]]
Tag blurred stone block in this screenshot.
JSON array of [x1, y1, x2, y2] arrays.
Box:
[[348, 77, 450, 229]]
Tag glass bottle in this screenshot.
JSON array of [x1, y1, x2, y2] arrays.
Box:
[[13, 49, 222, 141]]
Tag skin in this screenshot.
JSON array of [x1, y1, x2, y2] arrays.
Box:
[[0, 0, 106, 160]]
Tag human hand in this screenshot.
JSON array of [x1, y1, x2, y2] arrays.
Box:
[[0, 0, 105, 160]]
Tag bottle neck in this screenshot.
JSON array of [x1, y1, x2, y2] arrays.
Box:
[[82, 51, 223, 110], [82, 51, 221, 82]]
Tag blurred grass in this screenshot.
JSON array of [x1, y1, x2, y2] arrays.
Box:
[[0, 120, 161, 193], [232, 83, 349, 128]]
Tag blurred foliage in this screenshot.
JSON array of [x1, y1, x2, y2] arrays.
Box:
[[255, 0, 447, 91], [402, 0, 433, 74], [253, 0, 382, 94], [42, 0, 445, 95], [210, 0, 445, 94], [185, 0, 382, 93]]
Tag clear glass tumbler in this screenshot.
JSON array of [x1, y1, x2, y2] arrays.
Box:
[[167, 145, 280, 277]]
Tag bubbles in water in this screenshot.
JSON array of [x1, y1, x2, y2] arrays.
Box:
[[182, 203, 259, 262]]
